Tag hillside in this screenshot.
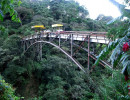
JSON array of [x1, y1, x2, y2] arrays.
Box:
[[0, 0, 130, 100]]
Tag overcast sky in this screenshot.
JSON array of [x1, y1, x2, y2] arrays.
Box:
[[75, 0, 123, 19]]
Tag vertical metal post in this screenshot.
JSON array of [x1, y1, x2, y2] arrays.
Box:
[[26, 41, 28, 49], [59, 33, 61, 47], [49, 33, 51, 41], [39, 42, 42, 60], [32, 40, 35, 53], [39, 32, 42, 60], [92, 43, 95, 54], [23, 41, 25, 52], [71, 34, 73, 56], [88, 35, 90, 70]]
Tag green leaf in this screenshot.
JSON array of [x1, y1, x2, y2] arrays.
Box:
[[10, 0, 14, 3], [11, 14, 16, 21], [0, 10, 3, 21], [17, 18, 21, 23], [18, 1, 22, 6], [10, 8, 14, 16]]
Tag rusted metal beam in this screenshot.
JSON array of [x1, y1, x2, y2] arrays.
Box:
[[73, 43, 112, 69], [73, 36, 88, 56]]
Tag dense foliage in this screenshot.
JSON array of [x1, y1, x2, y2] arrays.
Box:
[[95, 0, 130, 98], [0, 0, 129, 100], [0, 0, 21, 22], [0, 75, 20, 100]]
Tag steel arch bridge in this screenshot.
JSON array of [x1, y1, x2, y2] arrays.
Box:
[[22, 31, 112, 73]]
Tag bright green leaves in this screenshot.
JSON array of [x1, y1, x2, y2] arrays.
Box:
[[0, 75, 20, 100], [11, 11, 21, 22], [0, 3, 3, 21], [10, 0, 14, 4], [11, 14, 17, 21], [0, 9, 3, 21], [17, 18, 21, 23], [18, 0, 22, 6], [10, 8, 14, 16], [0, 0, 22, 22], [12, 15, 21, 23]]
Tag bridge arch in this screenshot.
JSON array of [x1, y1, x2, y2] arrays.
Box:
[[24, 40, 86, 73]]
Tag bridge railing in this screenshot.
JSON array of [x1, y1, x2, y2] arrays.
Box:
[[22, 31, 111, 44]]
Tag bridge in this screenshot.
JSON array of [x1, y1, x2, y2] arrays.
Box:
[[22, 31, 112, 73]]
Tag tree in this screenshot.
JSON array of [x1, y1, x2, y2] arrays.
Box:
[[0, 0, 21, 22], [0, 75, 20, 100], [49, 0, 64, 20], [16, 7, 33, 25], [96, 14, 113, 22], [95, 0, 130, 96]]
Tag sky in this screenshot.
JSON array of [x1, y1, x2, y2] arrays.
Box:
[[75, 0, 123, 19]]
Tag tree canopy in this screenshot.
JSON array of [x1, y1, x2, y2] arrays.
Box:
[[0, 0, 130, 99]]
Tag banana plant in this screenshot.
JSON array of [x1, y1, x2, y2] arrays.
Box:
[[95, 0, 130, 75]]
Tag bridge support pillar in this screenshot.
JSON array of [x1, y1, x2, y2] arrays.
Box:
[[59, 34, 61, 47], [26, 41, 29, 50], [39, 34, 42, 61], [88, 35, 90, 71], [71, 34, 73, 56], [23, 41, 25, 53], [39, 42, 42, 60]]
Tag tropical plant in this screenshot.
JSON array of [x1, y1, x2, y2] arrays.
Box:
[[0, 75, 20, 100], [99, 71, 130, 100], [95, 0, 130, 75], [95, 0, 130, 98], [0, 0, 21, 22]]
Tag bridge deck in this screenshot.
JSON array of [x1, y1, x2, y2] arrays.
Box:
[[23, 31, 111, 44]]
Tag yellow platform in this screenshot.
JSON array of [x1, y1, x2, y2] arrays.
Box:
[[31, 25, 45, 29], [52, 24, 63, 27]]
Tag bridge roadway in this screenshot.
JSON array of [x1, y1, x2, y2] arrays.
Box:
[[23, 31, 111, 44]]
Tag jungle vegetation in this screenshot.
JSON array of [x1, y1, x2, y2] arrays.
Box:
[[0, 0, 130, 100]]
